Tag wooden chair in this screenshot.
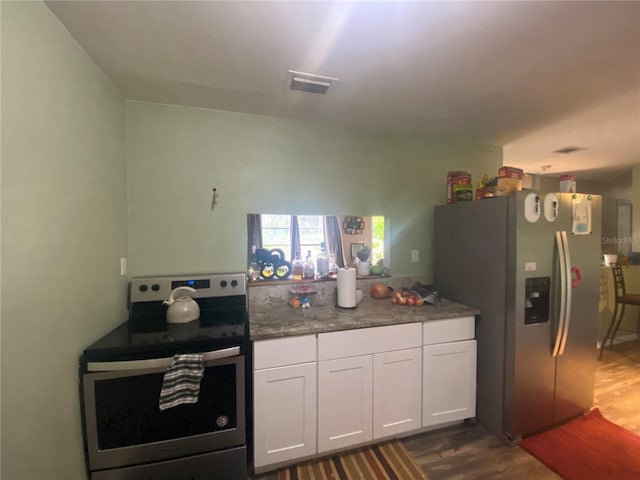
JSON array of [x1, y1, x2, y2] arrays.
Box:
[[599, 263, 640, 360]]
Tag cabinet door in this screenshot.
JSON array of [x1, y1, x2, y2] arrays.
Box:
[[253, 362, 317, 468], [373, 347, 422, 439], [318, 355, 373, 453], [423, 340, 476, 427]]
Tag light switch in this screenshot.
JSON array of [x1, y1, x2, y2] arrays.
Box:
[[411, 250, 420, 262]]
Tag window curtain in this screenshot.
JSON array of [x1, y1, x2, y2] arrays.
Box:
[[324, 216, 345, 268], [247, 214, 263, 260], [290, 215, 301, 261]]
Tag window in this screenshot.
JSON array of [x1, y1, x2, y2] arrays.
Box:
[[261, 214, 293, 260], [297, 215, 325, 261], [371, 216, 385, 264], [261, 214, 326, 262]]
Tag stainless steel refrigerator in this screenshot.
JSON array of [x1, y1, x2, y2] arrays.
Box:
[[434, 191, 601, 443]]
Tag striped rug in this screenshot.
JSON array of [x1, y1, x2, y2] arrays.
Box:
[[277, 440, 428, 480]]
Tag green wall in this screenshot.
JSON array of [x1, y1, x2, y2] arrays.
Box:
[[127, 102, 502, 278], [1, 2, 128, 479]]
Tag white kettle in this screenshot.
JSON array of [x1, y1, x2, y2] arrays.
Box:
[[163, 286, 200, 324]]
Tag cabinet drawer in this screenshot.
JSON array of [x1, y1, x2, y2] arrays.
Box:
[[254, 335, 317, 370], [318, 323, 422, 361], [423, 316, 474, 345]]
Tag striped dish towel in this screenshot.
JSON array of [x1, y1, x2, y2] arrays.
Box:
[[159, 353, 204, 411]]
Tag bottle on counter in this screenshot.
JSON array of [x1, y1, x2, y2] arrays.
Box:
[[328, 253, 338, 279], [316, 241, 329, 278], [303, 250, 315, 279], [248, 245, 261, 281], [292, 252, 304, 280]]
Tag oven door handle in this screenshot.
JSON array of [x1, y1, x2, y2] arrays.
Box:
[[86, 346, 240, 372]]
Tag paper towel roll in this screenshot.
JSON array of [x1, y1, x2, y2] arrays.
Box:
[[337, 268, 357, 308]]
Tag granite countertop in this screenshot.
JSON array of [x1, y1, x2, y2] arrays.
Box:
[[249, 297, 479, 341]]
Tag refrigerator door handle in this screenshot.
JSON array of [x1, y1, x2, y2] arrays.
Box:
[[552, 230, 567, 357], [559, 231, 572, 355]]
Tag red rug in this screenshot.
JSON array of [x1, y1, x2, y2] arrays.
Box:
[[520, 408, 640, 480]]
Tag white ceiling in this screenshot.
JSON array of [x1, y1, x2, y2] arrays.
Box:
[[46, 1, 640, 177]]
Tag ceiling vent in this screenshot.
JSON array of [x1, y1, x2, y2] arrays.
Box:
[[288, 70, 338, 94], [553, 146, 586, 154]]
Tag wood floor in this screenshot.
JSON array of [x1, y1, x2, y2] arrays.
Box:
[[254, 340, 640, 480], [404, 339, 640, 480]]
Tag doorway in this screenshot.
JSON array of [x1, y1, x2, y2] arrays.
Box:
[[617, 201, 632, 256]]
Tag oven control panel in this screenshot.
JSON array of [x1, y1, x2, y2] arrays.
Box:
[[130, 273, 246, 302]]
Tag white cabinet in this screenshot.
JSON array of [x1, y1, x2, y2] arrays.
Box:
[[317, 323, 422, 453], [422, 317, 477, 427], [373, 347, 422, 439], [253, 336, 317, 468], [253, 315, 477, 468], [318, 355, 373, 453]]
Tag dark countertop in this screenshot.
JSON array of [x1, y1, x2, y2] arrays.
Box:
[[249, 297, 479, 341]]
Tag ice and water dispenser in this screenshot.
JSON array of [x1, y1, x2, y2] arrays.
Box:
[[525, 277, 550, 324]]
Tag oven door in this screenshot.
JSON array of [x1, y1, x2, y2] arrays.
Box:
[[82, 347, 245, 471]]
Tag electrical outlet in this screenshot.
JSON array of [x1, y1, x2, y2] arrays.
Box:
[[120, 257, 127, 276], [411, 250, 420, 262]]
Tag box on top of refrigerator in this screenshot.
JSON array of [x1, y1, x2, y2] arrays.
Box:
[[447, 171, 472, 204], [495, 176, 522, 197], [560, 175, 576, 193], [498, 166, 524, 179]]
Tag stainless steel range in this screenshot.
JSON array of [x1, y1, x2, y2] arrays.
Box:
[[80, 273, 249, 480]]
